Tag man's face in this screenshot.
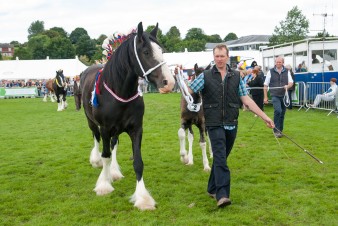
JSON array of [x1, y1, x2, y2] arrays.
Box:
[[213, 48, 229, 69], [275, 58, 284, 69]]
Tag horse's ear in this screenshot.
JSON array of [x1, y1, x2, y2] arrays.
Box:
[[137, 22, 143, 42], [150, 23, 159, 38], [194, 63, 198, 71]]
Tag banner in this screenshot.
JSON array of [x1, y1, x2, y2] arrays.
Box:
[[0, 87, 38, 98]]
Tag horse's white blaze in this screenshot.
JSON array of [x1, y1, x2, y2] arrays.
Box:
[[200, 142, 211, 172], [110, 141, 124, 181], [94, 157, 114, 195], [186, 130, 194, 165], [151, 42, 175, 93], [130, 178, 156, 210], [90, 138, 102, 168]]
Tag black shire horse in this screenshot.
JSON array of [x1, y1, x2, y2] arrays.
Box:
[[52, 69, 68, 111], [81, 22, 175, 210], [178, 63, 213, 171]]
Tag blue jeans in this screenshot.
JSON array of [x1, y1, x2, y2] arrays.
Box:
[[271, 96, 286, 133], [207, 126, 237, 200]]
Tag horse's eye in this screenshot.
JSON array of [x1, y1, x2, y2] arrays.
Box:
[[144, 50, 149, 55]]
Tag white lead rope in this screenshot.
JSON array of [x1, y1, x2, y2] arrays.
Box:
[[176, 69, 202, 112], [248, 86, 290, 107]]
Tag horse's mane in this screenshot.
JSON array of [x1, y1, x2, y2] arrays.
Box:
[[101, 32, 160, 93]]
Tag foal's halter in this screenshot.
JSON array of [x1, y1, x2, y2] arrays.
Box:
[[133, 35, 166, 82], [55, 74, 65, 88]]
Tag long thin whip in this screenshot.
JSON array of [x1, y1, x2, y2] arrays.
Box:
[[274, 128, 323, 164]]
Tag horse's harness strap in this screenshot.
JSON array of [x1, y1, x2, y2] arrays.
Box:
[[103, 81, 140, 103], [133, 36, 166, 82]]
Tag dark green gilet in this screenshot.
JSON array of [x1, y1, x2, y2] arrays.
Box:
[[202, 66, 241, 127]]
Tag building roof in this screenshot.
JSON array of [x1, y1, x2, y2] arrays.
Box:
[[205, 35, 271, 50], [0, 57, 87, 80]]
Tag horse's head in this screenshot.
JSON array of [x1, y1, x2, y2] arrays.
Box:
[[192, 63, 205, 81], [55, 69, 66, 88], [134, 22, 175, 93]]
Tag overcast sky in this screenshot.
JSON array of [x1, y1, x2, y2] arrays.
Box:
[[1, 0, 337, 44]]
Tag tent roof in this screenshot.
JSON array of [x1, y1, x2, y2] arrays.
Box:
[[0, 57, 87, 80]]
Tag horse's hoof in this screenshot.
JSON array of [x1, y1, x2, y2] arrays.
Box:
[[204, 166, 211, 172]]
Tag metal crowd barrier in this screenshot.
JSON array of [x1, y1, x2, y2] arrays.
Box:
[[305, 82, 337, 116]]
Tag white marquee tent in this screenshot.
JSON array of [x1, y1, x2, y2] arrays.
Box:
[[0, 57, 87, 81]]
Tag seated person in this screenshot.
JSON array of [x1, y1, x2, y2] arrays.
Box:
[[312, 54, 320, 64], [309, 78, 337, 107]]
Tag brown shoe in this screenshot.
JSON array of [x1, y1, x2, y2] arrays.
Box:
[[217, 197, 231, 208]]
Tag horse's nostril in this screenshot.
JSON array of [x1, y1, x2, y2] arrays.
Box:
[[163, 80, 168, 85]]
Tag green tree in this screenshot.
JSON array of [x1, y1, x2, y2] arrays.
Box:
[[224, 33, 238, 42], [47, 37, 75, 59], [269, 6, 309, 46], [28, 20, 45, 39], [181, 39, 206, 52], [70, 28, 88, 44], [96, 34, 107, 45], [166, 26, 181, 39], [0, 53, 2, 60], [27, 34, 50, 59], [185, 28, 206, 40], [13, 46, 32, 60], [76, 35, 96, 59], [206, 34, 222, 43], [49, 27, 68, 38]]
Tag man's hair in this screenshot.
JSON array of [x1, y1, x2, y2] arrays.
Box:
[[213, 44, 229, 56], [330, 78, 337, 83]]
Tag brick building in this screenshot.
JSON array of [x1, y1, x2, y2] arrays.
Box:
[[0, 43, 14, 57]]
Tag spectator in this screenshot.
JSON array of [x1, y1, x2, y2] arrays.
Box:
[[73, 75, 82, 111], [309, 78, 337, 108], [285, 64, 296, 110], [248, 68, 264, 111], [312, 54, 320, 64]]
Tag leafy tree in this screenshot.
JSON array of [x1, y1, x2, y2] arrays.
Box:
[[224, 33, 238, 42], [166, 26, 181, 39], [0, 53, 2, 60], [207, 34, 222, 43], [181, 39, 206, 52], [96, 34, 107, 45], [10, 41, 21, 47], [13, 46, 32, 60], [75, 35, 96, 59], [185, 28, 207, 41], [42, 30, 62, 39], [28, 20, 45, 39], [269, 6, 309, 46], [315, 32, 332, 38], [49, 27, 68, 38], [27, 34, 50, 59], [70, 28, 88, 44], [47, 37, 75, 59]]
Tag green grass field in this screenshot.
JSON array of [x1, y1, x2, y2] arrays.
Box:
[[0, 94, 337, 226]]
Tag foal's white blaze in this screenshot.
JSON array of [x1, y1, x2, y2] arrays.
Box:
[[94, 157, 114, 195], [151, 42, 175, 93], [110, 141, 124, 181], [130, 178, 156, 210], [90, 138, 102, 168]]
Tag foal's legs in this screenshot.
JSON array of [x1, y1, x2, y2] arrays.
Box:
[[129, 129, 156, 210], [178, 127, 189, 164], [197, 124, 211, 172]]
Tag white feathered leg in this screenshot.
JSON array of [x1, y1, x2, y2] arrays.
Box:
[[43, 95, 47, 102], [90, 138, 102, 167], [178, 128, 188, 164], [51, 94, 56, 102], [94, 158, 114, 195], [208, 135, 213, 158], [57, 102, 63, 111], [186, 130, 194, 165], [110, 141, 124, 181], [130, 178, 156, 210], [200, 142, 211, 171]]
